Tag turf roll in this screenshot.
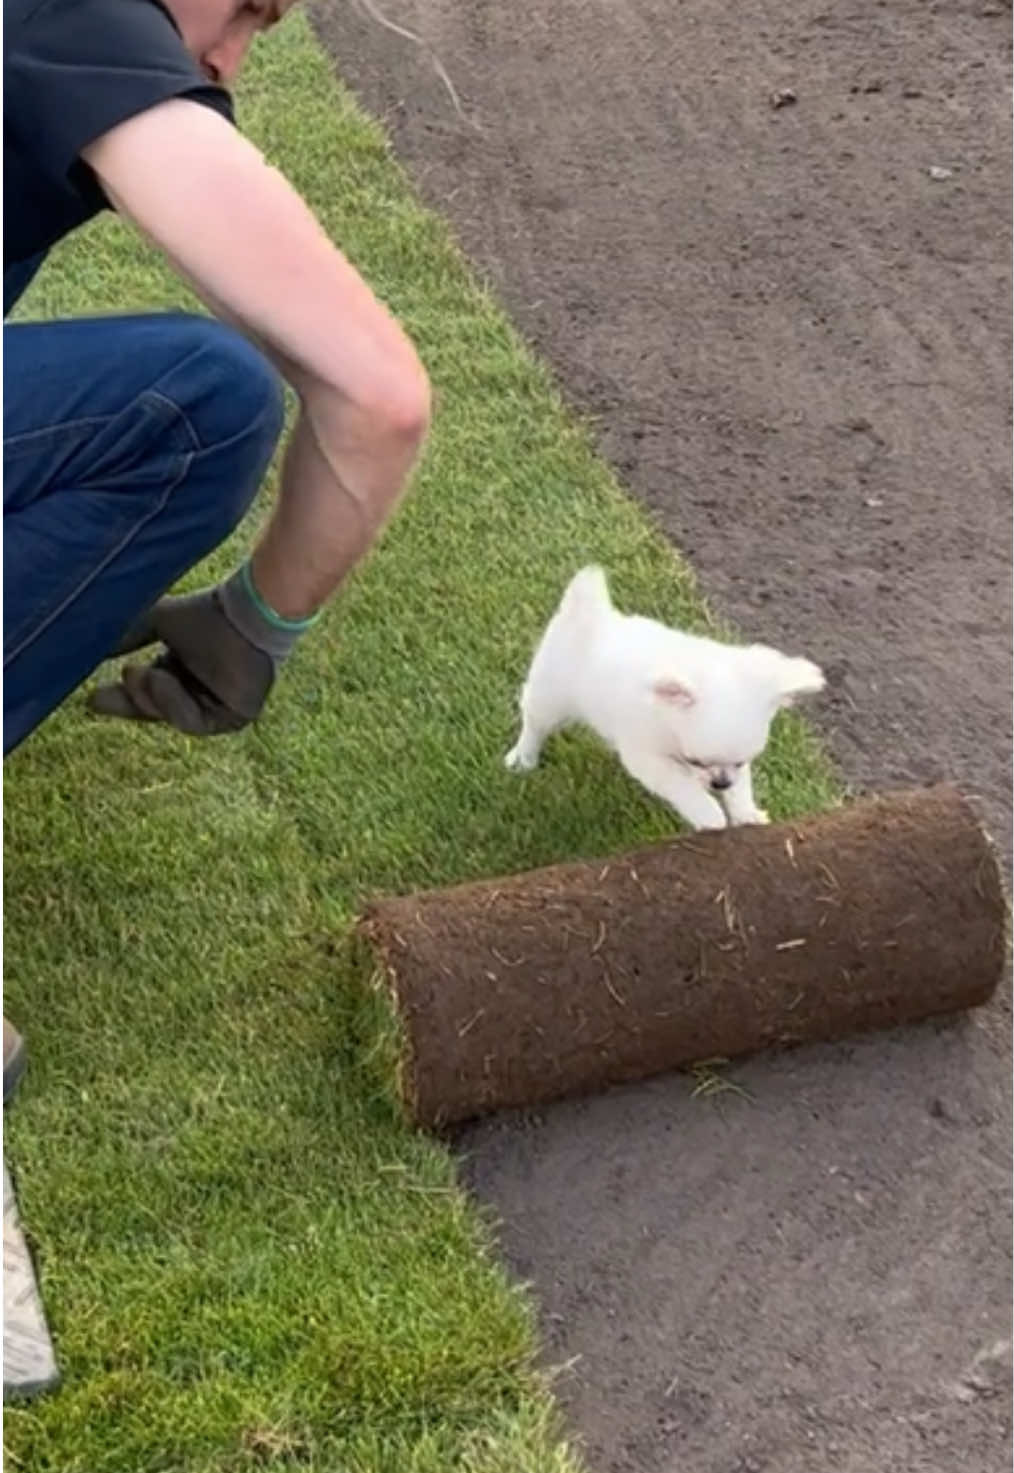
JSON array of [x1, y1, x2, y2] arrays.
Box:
[[359, 785, 1007, 1128]]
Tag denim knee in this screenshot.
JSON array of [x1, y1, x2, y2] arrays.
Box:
[[160, 315, 286, 544], [177, 316, 285, 449]]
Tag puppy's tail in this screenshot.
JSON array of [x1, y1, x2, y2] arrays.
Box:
[[557, 564, 612, 630]]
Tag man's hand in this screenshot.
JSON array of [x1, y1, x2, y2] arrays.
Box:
[[88, 583, 277, 736]]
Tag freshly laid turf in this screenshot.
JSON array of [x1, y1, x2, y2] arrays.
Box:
[[3, 12, 840, 1471]]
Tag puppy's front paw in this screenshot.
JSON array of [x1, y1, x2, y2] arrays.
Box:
[[504, 742, 537, 772], [690, 811, 728, 832], [735, 806, 770, 826]]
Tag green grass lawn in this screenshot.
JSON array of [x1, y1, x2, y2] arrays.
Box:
[[3, 13, 841, 1471]]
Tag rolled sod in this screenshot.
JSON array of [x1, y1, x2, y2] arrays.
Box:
[[359, 786, 1008, 1128]]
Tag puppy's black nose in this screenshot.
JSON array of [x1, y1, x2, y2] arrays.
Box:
[[709, 773, 732, 791]]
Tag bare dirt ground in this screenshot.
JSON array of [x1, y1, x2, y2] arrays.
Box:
[[311, 2, 1013, 1468]]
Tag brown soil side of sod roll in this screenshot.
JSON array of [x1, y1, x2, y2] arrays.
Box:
[[358, 786, 1007, 1128]]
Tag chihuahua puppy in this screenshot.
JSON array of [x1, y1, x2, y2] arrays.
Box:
[[505, 566, 824, 831]]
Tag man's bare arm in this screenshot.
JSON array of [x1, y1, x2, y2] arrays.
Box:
[[82, 96, 431, 618]]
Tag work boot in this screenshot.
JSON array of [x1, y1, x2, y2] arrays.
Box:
[[3, 1019, 26, 1104]]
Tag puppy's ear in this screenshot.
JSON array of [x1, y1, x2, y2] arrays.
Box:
[[745, 646, 825, 707], [774, 655, 826, 707], [652, 674, 696, 708]]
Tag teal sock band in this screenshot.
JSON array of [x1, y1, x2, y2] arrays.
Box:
[[238, 560, 322, 633]]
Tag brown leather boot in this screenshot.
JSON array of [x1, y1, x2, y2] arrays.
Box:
[[3, 1019, 26, 1104]]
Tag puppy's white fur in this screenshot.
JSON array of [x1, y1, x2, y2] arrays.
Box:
[[505, 566, 825, 831]]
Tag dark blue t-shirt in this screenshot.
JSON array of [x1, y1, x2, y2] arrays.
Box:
[[3, 0, 234, 274]]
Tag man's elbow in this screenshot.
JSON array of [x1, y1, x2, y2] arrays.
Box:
[[300, 334, 432, 471], [378, 354, 431, 450], [354, 323, 432, 452]]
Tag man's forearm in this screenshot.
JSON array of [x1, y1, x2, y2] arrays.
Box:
[[249, 388, 427, 621], [153, 278, 430, 623]]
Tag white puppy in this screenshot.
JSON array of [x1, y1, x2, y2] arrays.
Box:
[[505, 566, 825, 831]]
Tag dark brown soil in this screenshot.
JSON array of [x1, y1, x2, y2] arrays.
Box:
[[311, 2, 1012, 1468], [362, 788, 1005, 1127]]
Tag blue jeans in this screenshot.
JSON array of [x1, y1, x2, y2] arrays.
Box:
[[3, 267, 285, 756]]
